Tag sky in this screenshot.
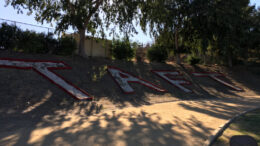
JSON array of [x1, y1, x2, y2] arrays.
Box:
[[0, 0, 259, 44]]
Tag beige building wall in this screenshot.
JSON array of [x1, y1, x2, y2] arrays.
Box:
[[73, 34, 111, 58]]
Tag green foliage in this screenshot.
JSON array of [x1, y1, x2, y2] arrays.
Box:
[[0, 23, 20, 50], [112, 39, 135, 61], [44, 33, 59, 54], [186, 0, 257, 66], [17, 31, 48, 54], [155, 31, 190, 54], [0, 23, 76, 56], [6, 0, 140, 53], [247, 7, 260, 59], [139, 0, 192, 64], [139, 0, 260, 66], [186, 55, 201, 65], [5, 0, 260, 65], [147, 44, 168, 63], [54, 36, 77, 56], [6, 0, 105, 33]]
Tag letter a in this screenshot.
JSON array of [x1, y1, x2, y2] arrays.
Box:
[[0, 58, 92, 100], [152, 70, 192, 93], [107, 66, 166, 94], [192, 72, 242, 91]]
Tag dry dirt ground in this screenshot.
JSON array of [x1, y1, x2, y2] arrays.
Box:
[[0, 51, 260, 146]]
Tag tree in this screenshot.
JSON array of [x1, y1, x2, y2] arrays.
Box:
[[211, 0, 254, 66], [183, 0, 212, 63], [139, 0, 191, 64], [6, 0, 139, 56], [184, 0, 256, 66], [247, 7, 260, 59]]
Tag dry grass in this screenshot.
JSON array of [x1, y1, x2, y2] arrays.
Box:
[[213, 109, 260, 146]]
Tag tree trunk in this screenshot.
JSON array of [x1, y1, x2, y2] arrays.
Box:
[[203, 53, 206, 64], [78, 29, 86, 57], [175, 28, 181, 64], [228, 55, 233, 67], [228, 49, 233, 67], [91, 36, 94, 57]]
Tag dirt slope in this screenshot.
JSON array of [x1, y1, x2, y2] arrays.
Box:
[[0, 51, 260, 146], [0, 51, 260, 116]]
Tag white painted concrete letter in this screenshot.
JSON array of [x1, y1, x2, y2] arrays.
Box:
[[152, 70, 192, 93], [192, 72, 242, 91], [0, 58, 92, 100], [107, 66, 166, 94]]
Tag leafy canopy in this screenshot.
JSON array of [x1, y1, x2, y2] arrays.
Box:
[[6, 0, 140, 37]]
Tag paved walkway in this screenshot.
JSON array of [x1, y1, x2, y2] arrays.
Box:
[[1, 95, 260, 146]]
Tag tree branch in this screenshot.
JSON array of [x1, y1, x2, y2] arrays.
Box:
[[84, 0, 103, 28]]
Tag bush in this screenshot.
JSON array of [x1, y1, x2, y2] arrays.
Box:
[[54, 36, 77, 56], [17, 31, 48, 54], [186, 55, 201, 65], [111, 39, 135, 61], [0, 23, 20, 50], [0, 23, 78, 55], [44, 33, 59, 54], [147, 44, 168, 63]]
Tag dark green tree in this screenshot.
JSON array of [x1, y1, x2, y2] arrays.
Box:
[[209, 0, 254, 66], [247, 7, 260, 59], [6, 0, 139, 56], [184, 0, 257, 66], [139, 0, 191, 64]]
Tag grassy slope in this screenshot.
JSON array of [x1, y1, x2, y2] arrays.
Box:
[[214, 109, 260, 146]]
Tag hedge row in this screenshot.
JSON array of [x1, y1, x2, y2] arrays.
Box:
[[0, 23, 76, 56]]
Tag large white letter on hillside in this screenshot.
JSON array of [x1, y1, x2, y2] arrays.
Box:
[[0, 58, 92, 100], [152, 70, 192, 93], [192, 72, 242, 91], [107, 66, 166, 94]]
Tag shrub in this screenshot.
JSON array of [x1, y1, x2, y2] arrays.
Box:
[[112, 39, 135, 61], [186, 55, 201, 65], [0, 23, 20, 50], [147, 44, 168, 63], [0, 23, 77, 55], [17, 31, 48, 54], [44, 33, 59, 54], [54, 36, 77, 56]]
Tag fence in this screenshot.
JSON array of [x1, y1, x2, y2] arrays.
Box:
[[0, 18, 113, 58], [0, 18, 75, 37], [0, 18, 56, 34]]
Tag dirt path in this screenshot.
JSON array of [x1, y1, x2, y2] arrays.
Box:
[[0, 95, 259, 146]]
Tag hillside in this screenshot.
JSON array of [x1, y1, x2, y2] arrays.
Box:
[[0, 50, 260, 119]]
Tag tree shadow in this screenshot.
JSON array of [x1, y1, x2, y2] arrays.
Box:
[[0, 108, 215, 146], [1, 51, 260, 110], [177, 96, 260, 120], [0, 52, 260, 146], [59, 58, 219, 109]]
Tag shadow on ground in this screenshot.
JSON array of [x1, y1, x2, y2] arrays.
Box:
[[0, 109, 213, 146], [0, 51, 260, 145], [1, 51, 260, 110], [0, 92, 259, 146]]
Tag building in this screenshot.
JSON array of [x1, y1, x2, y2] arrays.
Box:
[[73, 34, 112, 58]]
